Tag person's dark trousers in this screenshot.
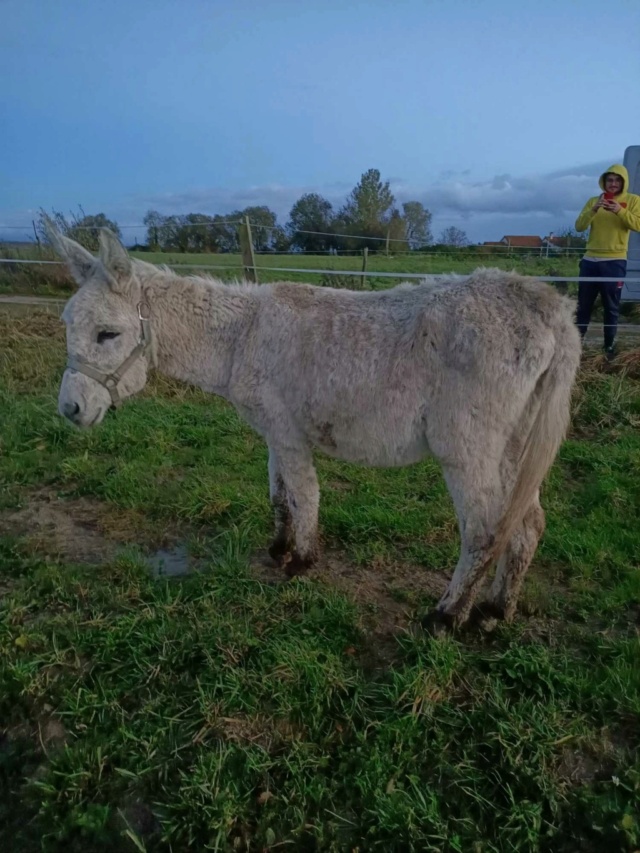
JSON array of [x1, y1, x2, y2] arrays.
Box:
[[576, 258, 627, 348]]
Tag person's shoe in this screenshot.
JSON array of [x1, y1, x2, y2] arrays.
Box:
[[604, 343, 616, 361]]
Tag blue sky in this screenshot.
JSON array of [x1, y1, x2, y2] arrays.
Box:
[[1, 0, 639, 245]]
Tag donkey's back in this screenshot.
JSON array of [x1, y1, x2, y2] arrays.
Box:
[[246, 268, 578, 470], [260, 268, 575, 387]]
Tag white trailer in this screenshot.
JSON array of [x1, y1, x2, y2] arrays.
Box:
[[622, 145, 640, 302]]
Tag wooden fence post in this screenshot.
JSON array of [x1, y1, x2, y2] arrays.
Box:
[[361, 247, 368, 289], [32, 220, 41, 254], [239, 215, 258, 283]]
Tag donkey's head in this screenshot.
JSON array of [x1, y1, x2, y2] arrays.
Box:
[[47, 223, 154, 428]]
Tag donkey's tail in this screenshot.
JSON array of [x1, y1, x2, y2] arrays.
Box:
[[490, 310, 581, 561]]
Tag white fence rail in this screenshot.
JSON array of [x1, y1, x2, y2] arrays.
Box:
[[1, 255, 640, 289]]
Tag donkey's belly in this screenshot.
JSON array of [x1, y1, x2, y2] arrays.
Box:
[[309, 419, 430, 467]]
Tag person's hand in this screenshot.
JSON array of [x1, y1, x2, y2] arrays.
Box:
[[602, 199, 622, 213], [592, 194, 605, 212]]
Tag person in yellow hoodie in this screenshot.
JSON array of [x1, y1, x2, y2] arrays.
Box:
[[575, 164, 640, 354]]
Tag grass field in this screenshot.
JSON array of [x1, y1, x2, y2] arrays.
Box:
[[0, 245, 581, 297], [129, 250, 581, 285], [1, 312, 639, 852]]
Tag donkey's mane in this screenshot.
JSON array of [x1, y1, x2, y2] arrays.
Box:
[[131, 258, 263, 298], [132, 257, 475, 298]]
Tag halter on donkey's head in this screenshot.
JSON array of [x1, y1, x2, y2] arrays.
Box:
[[66, 300, 156, 408], [44, 217, 158, 408]]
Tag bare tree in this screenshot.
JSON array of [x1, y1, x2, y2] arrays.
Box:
[[38, 206, 121, 251], [439, 226, 468, 248]]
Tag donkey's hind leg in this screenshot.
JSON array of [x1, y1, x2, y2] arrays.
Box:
[[423, 460, 511, 635], [267, 447, 294, 565], [484, 495, 545, 622], [270, 443, 320, 576]]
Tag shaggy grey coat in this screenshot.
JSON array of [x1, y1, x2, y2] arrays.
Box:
[[50, 226, 581, 631]]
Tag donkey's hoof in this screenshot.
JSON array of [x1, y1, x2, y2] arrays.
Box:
[[283, 551, 314, 578], [421, 610, 455, 638], [468, 603, 502, 633], [268, 539, 289, 566]]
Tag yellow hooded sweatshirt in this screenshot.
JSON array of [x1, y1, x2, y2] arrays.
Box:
[[575, 164, 640, 258]]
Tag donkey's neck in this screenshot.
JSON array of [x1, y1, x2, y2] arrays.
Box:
[[143, 272, 258, 396]]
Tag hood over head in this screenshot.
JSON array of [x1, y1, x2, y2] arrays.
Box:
[[599, 164, 628, 193]]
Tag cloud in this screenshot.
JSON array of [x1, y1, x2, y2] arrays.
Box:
[[131, 160, 608, 231], [397, 160, 613, 219], [131, 182, 351, 223], [389, 160, 616, 242], [0, 159, 618, 245], [543, 160, 615, 180]]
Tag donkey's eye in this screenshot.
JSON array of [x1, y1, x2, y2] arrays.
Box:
[[97, 331, 120, 344]]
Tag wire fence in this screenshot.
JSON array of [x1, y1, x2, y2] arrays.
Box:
[[1, 223, 639, 295], [0, 218, 612, 255], [1, 255, 639, 290], [1, 247, 601, 258], [0, 219, 244, 231]]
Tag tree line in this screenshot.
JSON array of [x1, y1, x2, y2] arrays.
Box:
[[141, 169, 442, 254], [36, 168, 585, 256], [37, 170, 460, 254]]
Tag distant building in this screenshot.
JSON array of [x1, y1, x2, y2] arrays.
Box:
[[479, 234, 568, 256]]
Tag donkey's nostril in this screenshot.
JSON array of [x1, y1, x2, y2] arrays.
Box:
[[63, 401, 80, 420]]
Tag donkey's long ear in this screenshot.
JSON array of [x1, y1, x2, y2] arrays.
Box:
[[43, 216, 96, 285], [99, 228, 133, 294]]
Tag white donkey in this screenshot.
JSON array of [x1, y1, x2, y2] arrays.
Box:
[[49, 225, 580, 633]]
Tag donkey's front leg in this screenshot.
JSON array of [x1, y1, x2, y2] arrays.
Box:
[[271, 444, 320, 576], [267, 446, 294, 564]]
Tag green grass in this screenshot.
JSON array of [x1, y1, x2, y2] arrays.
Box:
[[131, 249, 580, 285], [0, 245, 580, 296], [1, 313, 639, 852]]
